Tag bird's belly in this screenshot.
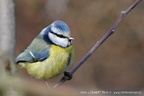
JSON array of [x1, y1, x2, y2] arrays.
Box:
[[25, 45, 72, 79]]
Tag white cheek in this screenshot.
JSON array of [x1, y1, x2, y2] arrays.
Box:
[[49, 33, 68, 47], [51, 23, 61, 34]]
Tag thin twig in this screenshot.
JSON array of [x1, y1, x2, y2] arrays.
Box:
[[54, 0, 142, 88]]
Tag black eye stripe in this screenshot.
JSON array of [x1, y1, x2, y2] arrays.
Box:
[[50, 31, 67, 39]]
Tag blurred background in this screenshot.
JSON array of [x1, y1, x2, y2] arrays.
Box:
[[15, 0, 144, 95]]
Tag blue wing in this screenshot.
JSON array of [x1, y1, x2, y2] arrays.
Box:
[[16, 35, 51, 64], [30, 50, 49, 61], [16, 49, 49, 63]]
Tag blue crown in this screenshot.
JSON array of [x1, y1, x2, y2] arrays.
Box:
[[53, 20, 70, 32]]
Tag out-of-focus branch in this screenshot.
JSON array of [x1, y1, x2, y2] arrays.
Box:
[[45, 0, 69, 20], [0, 0, 17, 75], [54, 0, 142, 88], [0, 0, 20, 96], [0, 76, 79, 96]]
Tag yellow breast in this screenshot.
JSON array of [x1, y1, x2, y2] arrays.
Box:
[[22, 45, 74, 80]]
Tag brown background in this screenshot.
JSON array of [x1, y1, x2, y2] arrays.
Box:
[[15, 0, 144, 92]]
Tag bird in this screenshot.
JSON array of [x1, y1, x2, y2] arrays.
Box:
[[16, 20, 75, 87]]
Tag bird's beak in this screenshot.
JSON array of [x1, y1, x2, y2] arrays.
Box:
[[69, 37, 74, 40]]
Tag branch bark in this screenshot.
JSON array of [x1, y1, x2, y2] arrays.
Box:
[[54, 0, 142, 88]]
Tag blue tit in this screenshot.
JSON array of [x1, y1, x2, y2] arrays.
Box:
[[16, 20, 75, 80]]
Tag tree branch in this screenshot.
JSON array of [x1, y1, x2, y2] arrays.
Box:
[[54, 0, 142, 88]]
